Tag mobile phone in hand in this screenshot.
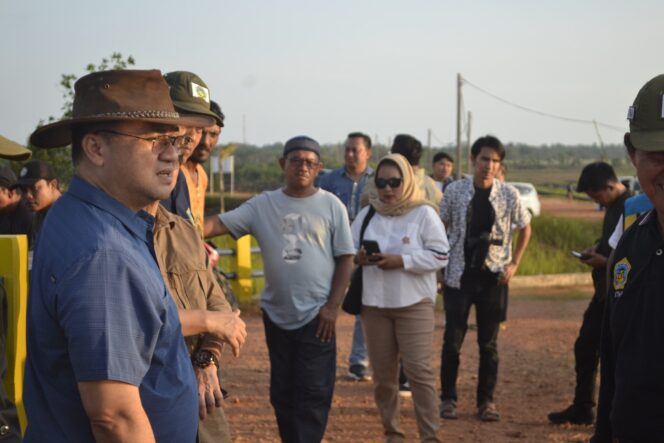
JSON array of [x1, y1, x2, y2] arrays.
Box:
[[571, 250, 590, 260], [362, 240, 381, 261]]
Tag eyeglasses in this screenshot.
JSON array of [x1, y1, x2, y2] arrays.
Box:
[[95, 130, 186, 155], [288, 158, 320, 169], [375, 178, 402, 189]]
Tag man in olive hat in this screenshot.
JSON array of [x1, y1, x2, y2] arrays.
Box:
[[162, 71, 221, 232], [24, 69, 213, 443], [591, 74, 664, 442]]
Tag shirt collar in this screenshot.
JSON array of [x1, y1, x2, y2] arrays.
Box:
[[68, 176, 156, 243], [342, 166, 374, 178]]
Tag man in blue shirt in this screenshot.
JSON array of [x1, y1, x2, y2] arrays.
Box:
[[317, 132, 374, 382], [24, 69, 213, 442]]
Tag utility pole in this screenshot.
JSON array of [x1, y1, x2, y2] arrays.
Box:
[[456, 73, 463, 179], [242, 114, 246, 144], [427, 128, 432, 149], [466, 111, 472, 174], [593, 120, 606, 161]]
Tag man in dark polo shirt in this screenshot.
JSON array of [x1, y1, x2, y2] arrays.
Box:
[[0, 167, 33, 240], [24, 69, 213, 442], [548, 162, 628, 426], [591, 74, 664, 442]]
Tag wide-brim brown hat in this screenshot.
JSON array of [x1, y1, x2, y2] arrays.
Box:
[[30, 69, 215, 149]]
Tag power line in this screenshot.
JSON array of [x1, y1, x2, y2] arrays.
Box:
[[461, 76, 625, 133]]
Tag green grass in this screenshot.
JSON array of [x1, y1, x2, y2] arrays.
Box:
[[517, 214, 601, 275]]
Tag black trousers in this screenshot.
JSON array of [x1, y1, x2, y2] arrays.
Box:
[[440, 278, 503, 407], [573, 293, 604, 407], [262, 311, 336, 443]]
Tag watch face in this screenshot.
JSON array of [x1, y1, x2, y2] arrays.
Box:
[[193, 350, 217, 368]]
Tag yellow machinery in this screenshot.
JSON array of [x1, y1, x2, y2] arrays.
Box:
[[0, 235, 28, 433]]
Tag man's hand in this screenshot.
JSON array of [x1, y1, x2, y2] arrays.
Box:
[[580, 247, 608, 269], [195, 365, 223, 420], [500, 261, 518, 284], [206, 310, 247, 357], [316, 302, 338, 343], [373, 253, 404, 270]]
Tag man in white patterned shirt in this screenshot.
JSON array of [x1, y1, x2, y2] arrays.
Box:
[[438, 135, 531, 422]]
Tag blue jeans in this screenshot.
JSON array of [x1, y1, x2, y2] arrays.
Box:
[[349, 315, 369, 367], [262, 311, 336, 443]]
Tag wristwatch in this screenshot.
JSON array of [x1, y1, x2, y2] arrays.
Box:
[[192, 350, 219, 369]]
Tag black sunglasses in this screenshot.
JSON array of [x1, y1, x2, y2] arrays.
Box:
[[375, 178, 402, 189]]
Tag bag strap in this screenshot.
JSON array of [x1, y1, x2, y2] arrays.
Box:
[[359, 205, 376, 243]]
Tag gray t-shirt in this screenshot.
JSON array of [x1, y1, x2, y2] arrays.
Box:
[[219, 188, 355, 329]]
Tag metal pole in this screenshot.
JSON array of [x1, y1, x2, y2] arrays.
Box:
[[427, 128, 432, 149], [466, 111, 472, 174], [456, 73, 463, 179]]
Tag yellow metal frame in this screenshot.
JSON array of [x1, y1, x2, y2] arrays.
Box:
[[0, 235, 28, 432]]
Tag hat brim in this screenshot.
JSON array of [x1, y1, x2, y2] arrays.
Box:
[[0, 135, 32, 161], [29, 114, 215, 149], [173, 100, 223, 127], [629, 130, 664, 152], [16, 178, 41, 188]]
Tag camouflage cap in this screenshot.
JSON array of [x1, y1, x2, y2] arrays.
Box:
[[163, 71, 222, 126], [628, 74, 664, 152]]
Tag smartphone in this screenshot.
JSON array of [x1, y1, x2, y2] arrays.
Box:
[[571, 250, 590, 260], [362, 240, 381, 256]]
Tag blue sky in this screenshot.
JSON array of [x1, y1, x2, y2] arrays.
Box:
[[1, 0, 663, 147]]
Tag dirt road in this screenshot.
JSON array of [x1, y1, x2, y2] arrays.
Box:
[[540, 196, 603, 221], [221, 287, 596, 442]]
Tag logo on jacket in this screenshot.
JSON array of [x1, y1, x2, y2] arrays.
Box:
[[613, 257, 631, 291]]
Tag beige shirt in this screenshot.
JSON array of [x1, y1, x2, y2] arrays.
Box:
[[153, 204, 231, 355]]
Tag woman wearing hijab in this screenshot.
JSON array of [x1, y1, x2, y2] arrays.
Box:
[[351, 154, 449, 443]]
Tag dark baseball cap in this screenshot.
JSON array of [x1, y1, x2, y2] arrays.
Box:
[[17, 160, 56, 187], [163, 71, 222, 126], [283, 136, 321, 158], [0, 167, 18, 189], [628, 74, 664, 152], [210, 100, 225, 128]]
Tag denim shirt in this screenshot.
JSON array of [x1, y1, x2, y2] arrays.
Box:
[[317, 166, 374, 222], [24, 177, 197, 443]]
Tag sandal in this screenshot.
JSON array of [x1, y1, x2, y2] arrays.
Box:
[[478, 402, 500, 422], [440, 399, 457, 419]]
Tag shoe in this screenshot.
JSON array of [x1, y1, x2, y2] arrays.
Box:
[[547, 404, 594, 425], [440, 399, 457, 419], [347, 364, 372, 382], [399, 381, 412, 398], [478, 402, 500, 422]]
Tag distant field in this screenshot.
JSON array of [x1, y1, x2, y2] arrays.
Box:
[[517, 213, 601, 275], [507, 165, 635, 187]]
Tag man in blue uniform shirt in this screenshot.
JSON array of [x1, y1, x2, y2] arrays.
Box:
[[592, 74, 664, 442], [24, 69, 213, 442]]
